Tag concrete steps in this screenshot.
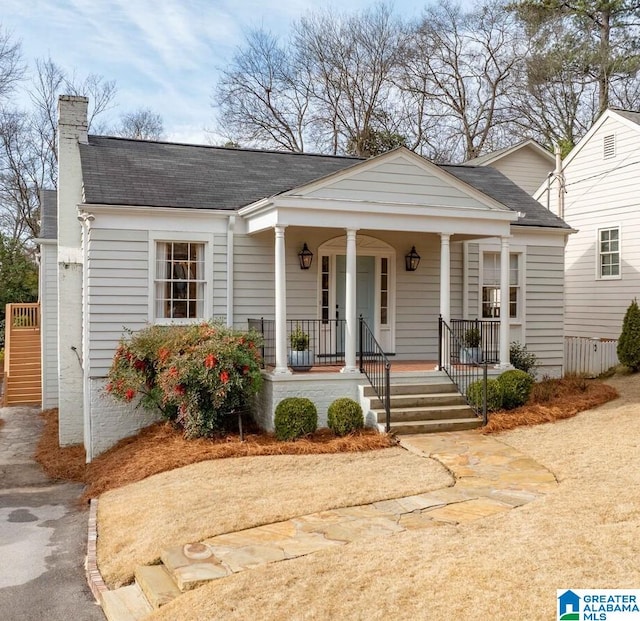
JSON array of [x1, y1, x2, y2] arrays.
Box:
[[362, 376, 482, 434]]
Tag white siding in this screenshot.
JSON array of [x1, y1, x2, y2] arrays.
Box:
[[550, 114, 640, 339], [490, 148, 553, 195], [467, 237, 565, 376], [87, 228, 149, 377], [303, 157, 496, 210], [524, 244, 565, 375], [40, 244, 58, 409]]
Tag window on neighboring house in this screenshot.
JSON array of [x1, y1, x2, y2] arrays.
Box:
[[155, 241, 205, 319], [482, 252, 519, 319], [598, 227, 620, 278], [603, 134, 616, 159]]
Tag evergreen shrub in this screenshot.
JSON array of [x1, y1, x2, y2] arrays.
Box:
[[327, 398, 363, 436], [274, 397, 318, 441]]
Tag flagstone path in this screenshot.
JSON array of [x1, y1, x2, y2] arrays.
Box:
[[153, 432, 559, 592]]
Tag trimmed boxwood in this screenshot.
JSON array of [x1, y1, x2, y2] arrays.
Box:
[[497, 369, 534, 410], [466, 378, 502, 412], [274, 397, 318, 441], [327, 398, 363, 436]]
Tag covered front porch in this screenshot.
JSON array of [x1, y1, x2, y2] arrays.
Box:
[[236, 148, 519, 429]]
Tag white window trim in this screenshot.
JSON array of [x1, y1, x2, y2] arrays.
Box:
[[148, 230, 214, 324], [596, 225, 621, 280], [477, 243, 526, 330]]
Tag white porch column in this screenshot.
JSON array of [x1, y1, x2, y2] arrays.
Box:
[[498, 236, 511, 368], [274, 225, 291, 375], [439, 233, 451, 324], [341, 228, 359, 373]]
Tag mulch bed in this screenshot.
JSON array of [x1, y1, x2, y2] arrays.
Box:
[[34, 376, 620, 500], [482, 377, 619, 433], [34, 409, 395, 502]]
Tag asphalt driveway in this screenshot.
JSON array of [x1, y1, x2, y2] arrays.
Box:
[[0, 406, 103, 621]]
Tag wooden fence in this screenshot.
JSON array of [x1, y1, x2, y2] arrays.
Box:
[[564, 336, 619, 377]]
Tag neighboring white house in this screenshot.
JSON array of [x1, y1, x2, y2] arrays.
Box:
[[41, 96, 571, 460], [537, 108, 640, 341], [465, 139, 555, 196]]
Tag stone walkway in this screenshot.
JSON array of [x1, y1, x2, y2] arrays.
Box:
[[157, 431, 559, 591]]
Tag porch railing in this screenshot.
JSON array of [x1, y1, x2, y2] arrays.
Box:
[[359, 317, 391, 433], [247, 318, 347, 368], [439, 316, 488, 424], [450, 318, 500, 364]]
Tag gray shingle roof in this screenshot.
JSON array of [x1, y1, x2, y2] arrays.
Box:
[[80, 136, 361, 209], [79, 137, 569, 229], [40, 189, 57, 239], [611, 109, 640, 126], [441, 164, 570, 229]]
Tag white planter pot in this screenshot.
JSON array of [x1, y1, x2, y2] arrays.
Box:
[[460, 347, 482, 364], [288, 350, 315, 371]]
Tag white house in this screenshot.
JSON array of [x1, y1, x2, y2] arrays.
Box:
[[40, 96, 571, 460], [464, 139, 555, 196], [537, 108, 640, 341]]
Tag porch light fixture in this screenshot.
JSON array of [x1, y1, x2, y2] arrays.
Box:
[[405, 246, 421, 272], [298, 243, 313, 270]]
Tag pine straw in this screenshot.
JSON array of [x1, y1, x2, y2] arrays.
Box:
[[82, 423, 393, 502], [35, 408, 87, 482], [482, 377, 619, 433]]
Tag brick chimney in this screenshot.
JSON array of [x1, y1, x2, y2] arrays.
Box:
[[56, 95, 88, 445]]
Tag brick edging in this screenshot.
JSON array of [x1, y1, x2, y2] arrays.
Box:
[[85, 498, 109, 603]]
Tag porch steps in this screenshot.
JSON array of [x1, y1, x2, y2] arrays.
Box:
[[362, 379, 481, 434]]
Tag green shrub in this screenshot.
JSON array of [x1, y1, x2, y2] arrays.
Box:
[[106, 322, 263, 438], [274, 397, 317, 441], [327, 398, 363, 436], [509, 342, 538, 375], [466, 378, 502, 412], [497, 369, 534, 410], [617, 298, 640, 372]]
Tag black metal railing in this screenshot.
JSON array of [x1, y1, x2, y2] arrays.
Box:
[[439, 316, 488, 424], [247, 318, 347, 368], [450, 318, 500, 364], [359, 316, 391, 432]]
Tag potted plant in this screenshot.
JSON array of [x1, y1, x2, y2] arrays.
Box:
[[460, 327, 483, 364], [288, 325, 314, 371]]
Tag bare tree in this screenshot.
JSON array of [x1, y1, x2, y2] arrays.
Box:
[[399, 0, 526, 162], [0, 58, 116, 241], [293, 4, 406, 156], [114, 107, 164, 140], [215, 30, 311, 152], [214, 4, 406, 156], [0, 26, 24, 101]]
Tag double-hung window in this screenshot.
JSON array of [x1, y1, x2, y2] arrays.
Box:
[[481, 252, 519, 319], [598, 227, 620, 278], [155, 241, 206, 320]]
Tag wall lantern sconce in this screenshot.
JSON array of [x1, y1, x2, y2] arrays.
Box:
[[298, 243, 313, 270], [405, 246, 421, 272]]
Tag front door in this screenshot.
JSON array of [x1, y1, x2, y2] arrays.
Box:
[[336, 255, 375, 351]]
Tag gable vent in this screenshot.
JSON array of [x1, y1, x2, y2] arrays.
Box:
[[603, 134, 616, 159]]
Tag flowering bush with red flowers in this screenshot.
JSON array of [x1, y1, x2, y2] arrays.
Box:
[[106, 322, 263, 438]]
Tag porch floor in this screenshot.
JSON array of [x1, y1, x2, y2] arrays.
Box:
[[265, 360, 439, 374]]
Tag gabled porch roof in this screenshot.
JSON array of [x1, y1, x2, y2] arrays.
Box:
[[239, 148, 518, 236]]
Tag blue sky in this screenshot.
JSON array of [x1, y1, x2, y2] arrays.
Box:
[[3, 0, 434, 144]]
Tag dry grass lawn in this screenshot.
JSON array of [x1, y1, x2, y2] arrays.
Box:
[[98, 448, 453, 588], [148, 373, 640, 621]]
